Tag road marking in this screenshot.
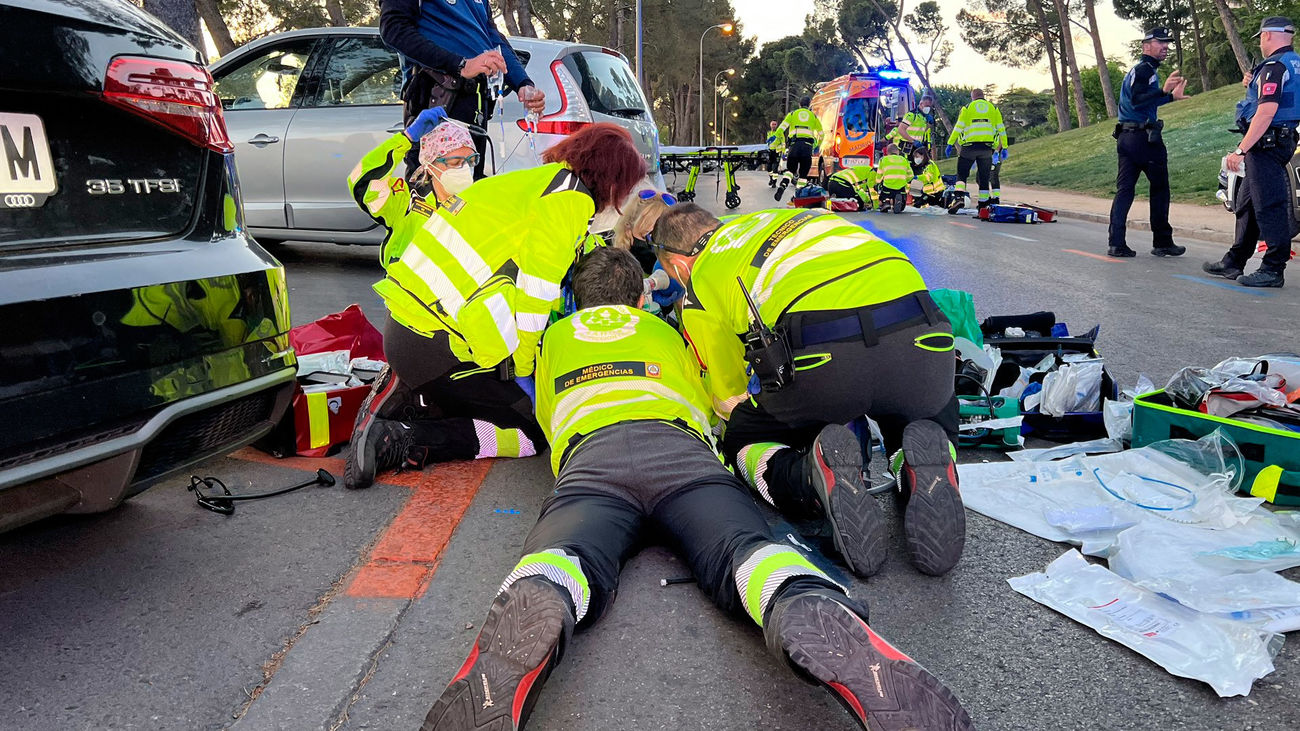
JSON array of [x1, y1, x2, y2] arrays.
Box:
[[1171, 273, 1277, 296], [996, 232, 1037, 242], [346, 458, 495, 599], [950, 221, 978, 229], [1062, 248, 1122, 263]]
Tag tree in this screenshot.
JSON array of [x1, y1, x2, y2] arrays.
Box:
[[1052, 0, 1090, 127], [998, 87, 1054, 136], [1078, 62, 1125, 121], [142, 0, 201, 47], [1211, 0, 1252, 73], [196, 0, 237, 56], [731, 24, 855, 143], [1083, 0, 1117, 118], [852, 0, 955, 131], [904, 1, 953, 83], [958, 0, 1071, 132]]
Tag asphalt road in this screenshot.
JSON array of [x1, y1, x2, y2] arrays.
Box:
[[2, 170, 1298, 731]]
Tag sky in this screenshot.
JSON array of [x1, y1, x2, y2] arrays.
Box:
[[730, 0, 1145, 92]]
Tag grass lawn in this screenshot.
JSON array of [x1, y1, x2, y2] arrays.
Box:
[[940, 85, 1240, 205]]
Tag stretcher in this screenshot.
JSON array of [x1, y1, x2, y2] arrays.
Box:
[[659, 145, 775, 210]]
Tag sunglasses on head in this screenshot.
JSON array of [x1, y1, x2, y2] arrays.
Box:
[[434, 152, 482, 169], [638, 188, 677, 206]]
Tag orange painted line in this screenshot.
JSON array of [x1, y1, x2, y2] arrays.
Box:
[[1062, 248, 1122, 263], [950, 221, 978, 229], [346, 458, 496, 599]]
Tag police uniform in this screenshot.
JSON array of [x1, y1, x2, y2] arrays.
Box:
[[422, 300, 974, 731], [774, 105, 824, 198], [1209, 17, 1300, 287], [946, 98, 1007, 207], [1108, 27, 1182, 257], [676, 209, 965, 578], [342, 132, 592, 487]]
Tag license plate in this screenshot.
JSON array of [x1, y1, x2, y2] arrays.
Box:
[[842, 156, 872, 167], [0, 112, 58, 209]]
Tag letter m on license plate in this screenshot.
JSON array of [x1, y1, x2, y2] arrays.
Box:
[[0, 112, 58, 209]]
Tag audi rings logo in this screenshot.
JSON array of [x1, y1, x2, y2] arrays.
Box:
[[4, 194, 37, 208]]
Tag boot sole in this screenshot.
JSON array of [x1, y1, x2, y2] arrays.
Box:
[[778, 593, 973, 731], [812, 425, 887, 577], [421, 579, 569, 731], [899, 421, 966, 577], [344, 367, 399, 490]]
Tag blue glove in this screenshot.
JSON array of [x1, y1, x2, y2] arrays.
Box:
[[649, 262, 685, 309], [515, 375, 536, 406], [945, 144, 955, 157], [405, 106, 448, 141]]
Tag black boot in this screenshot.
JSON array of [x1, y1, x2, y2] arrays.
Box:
[[1107, 246, 1137, 258], [422, 577, 575, 731], [765, 589, 973, 731], [1202, 259, 1244, 279], [891, 421, 965, 576], [800, 425, 887, 577], [1239, 268, 1285, 288], [1151, 244, 1186, 257], [775, 178, 790, 201]]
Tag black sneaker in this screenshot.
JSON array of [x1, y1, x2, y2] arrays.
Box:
[[1107, 246, 1137, 258], [1239, 269, 1285, 288], [422, 577, 574, 731], [1202, 260, 1244, 279], [343, 418, 413, 490], [1151, 245, 1186, 257], [767, 591, 974, 731], [775, 179, 790, 201], [892, 421, 965, 576], [803, 425, 887, 577]]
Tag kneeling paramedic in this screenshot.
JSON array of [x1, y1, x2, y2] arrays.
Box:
[[343, 118, 645, 490], [420, 247, 973, 731], [911, 147, 946, 207], [647, 205, 966, 578], [826, 164, 879, 211]]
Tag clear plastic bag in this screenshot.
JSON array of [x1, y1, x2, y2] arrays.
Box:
[[1009, 550, 1281, 697], [1040, 359, 1104, 417]]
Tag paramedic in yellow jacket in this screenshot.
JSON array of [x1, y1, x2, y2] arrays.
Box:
[[774, 97, 824, 201], [909, 146, 946, 207], [645, 204, 966, 579], [826, 165, 879, 210], [945, 88, 1008, 209], [342, 109, 646, 489]]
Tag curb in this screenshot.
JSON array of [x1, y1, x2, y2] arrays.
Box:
[[1050, 207, 1235, 246]]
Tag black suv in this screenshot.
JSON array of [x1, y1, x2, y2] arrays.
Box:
[[0, 0, 297, 532]]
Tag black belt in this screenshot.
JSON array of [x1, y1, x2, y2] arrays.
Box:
[[787, 292, 940, 349], [1119, 122, 1157, 131], [557, 417, 707, 473]]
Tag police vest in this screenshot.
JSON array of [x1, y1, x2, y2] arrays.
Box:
[[1238, 50, 1300, 126], [1118, 57, 1162, 124], [534, 305, 715, 474]]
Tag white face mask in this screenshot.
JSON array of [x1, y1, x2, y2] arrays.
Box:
[[914, 156, 925, 166], [920, 105, 932, 114], [589, 207, 621, 234], [431, 164, 474, 196]]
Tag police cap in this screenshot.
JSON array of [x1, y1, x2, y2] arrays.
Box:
[[1254, 16, 1296, 37], [1142, 27, 1174, 42]]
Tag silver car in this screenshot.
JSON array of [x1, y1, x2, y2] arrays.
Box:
[[210, 27, 663, 247]]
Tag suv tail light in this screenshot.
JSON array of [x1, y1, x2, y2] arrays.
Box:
[[517, 59, 593, 136], [103, 56, 234, 153]]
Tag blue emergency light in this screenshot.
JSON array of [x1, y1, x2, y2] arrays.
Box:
[[875, 68, 909, 81]]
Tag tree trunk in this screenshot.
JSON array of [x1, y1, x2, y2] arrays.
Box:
[[1052, 0, 1090, 126], [195, 0, 235, 56], [515, 0, 539, 38], [865, 0, 953, 133], [1029, 0, 1070, 131], [324, 0, 346, 26], [1084, 0, 1117, 117], [1189, 0, 1213, 93], [608, 0, 619, 50], [142, 0, 201, 49], [501, 0, 522, 36], [1213, 0, 1253, 74]]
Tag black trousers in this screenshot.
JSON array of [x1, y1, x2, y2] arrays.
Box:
[[1108, 129, 1173, 249], [785, 140, 814, 180], [377, 319, 545, 461], [956, 142, 993, 198], [766, 151, 782, 175], [827, 178, 871, 208], [520, 421, 847, 626], [720, 314, 959, 519], [403, 79, 493, 180], [1225, 136, 1298, 273]]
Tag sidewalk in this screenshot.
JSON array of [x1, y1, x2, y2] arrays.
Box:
[[999, 185, 1234, 245]]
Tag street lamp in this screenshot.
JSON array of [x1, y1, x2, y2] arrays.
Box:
[[712, 68, 735, 147], [722, 94, 739, 145], [699, 22, 734, 146]]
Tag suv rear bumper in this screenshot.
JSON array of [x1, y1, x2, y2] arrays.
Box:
[[0, 369, 294, 532]]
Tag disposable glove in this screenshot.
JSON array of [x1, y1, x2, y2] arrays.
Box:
[[405, 106, 449, 141], [515, 375, 536, 405], [945, 144, 955, 157]]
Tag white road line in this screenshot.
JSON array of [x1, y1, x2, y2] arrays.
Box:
[[995, 232, 1037, 242]]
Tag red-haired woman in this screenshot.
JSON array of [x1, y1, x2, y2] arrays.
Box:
[[345, 118, 647, 489]]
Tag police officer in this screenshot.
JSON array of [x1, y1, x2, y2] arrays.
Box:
[[1204, 17, 1300, 288], [1108, 27, 1189, 258], [945, 89, 1007, 210], [644, 205, 966, 580], [765, 120, 784, 187], [380, 0, 546, 179], [774, 97, 824, 201], [422, 247, 973, 731]]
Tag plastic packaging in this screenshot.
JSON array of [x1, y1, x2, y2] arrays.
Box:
[[1040, 359, 1104, 417], [1008, 437, 1124, 463], [297, 349, 351, 378], [1009, 550, 1280, 697]]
